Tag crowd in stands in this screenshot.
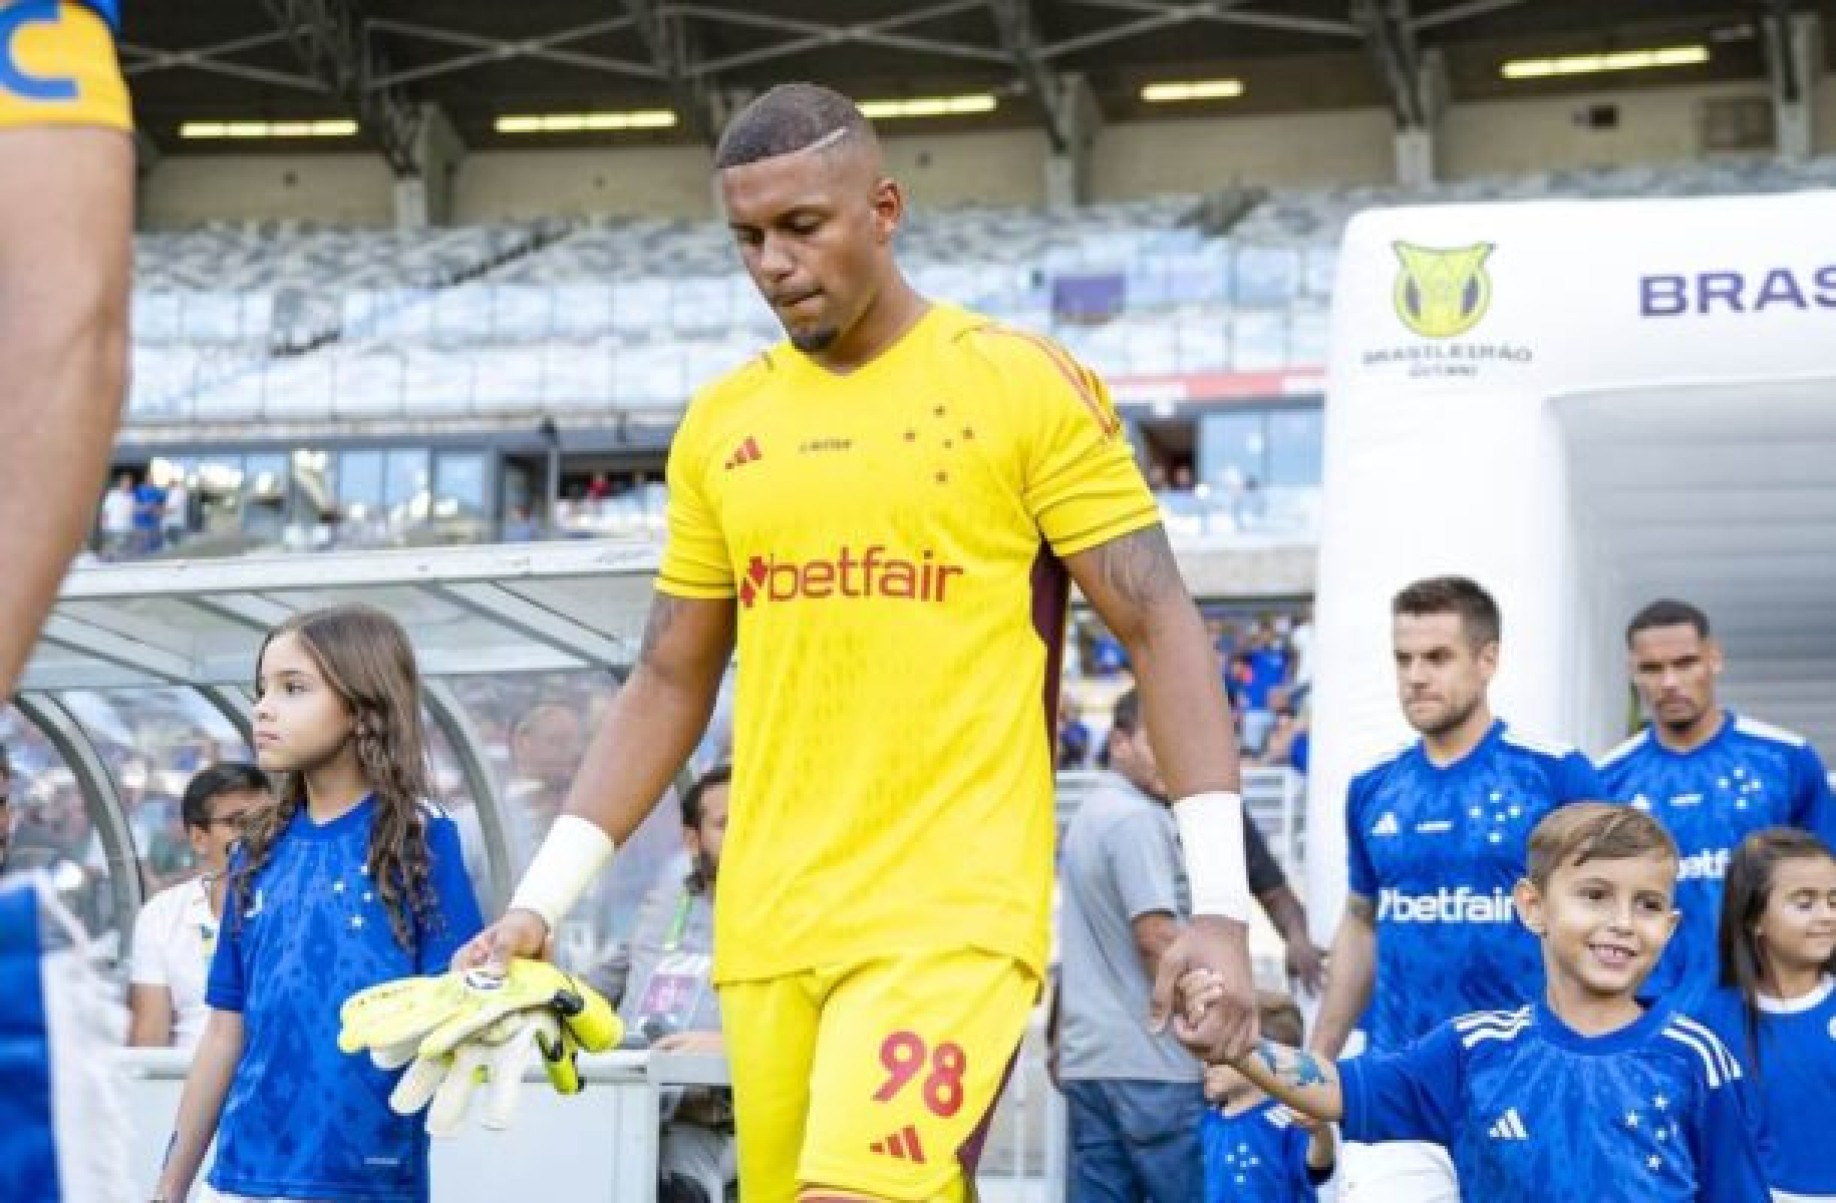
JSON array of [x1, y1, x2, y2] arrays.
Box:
[[122, 156, 1836, 433], [94, 469, 194, 559], [1061, 605, 1313, 775]]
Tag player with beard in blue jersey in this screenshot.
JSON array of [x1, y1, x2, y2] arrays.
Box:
[[1696, 829, 1836, 1202], [1598, 599, 1836, 1007], [1307, 576, 1601, 1203], [1182, 804, 1770, 1203]]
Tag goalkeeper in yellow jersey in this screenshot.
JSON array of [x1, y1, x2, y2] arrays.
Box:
[[458, 82, 1257, 1203]]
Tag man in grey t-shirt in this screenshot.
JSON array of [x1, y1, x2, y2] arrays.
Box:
[[1056, 687, 1207, 1202]]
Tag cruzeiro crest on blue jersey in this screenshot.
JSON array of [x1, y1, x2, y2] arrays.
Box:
[[1340, 1001, 1771, 1201], [1201, 1099, 1323, 1202], [1345, 719, 1602, 1050], [1598, 711, 1836, 1003]]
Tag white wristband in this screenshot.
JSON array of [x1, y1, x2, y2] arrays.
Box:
[[507, 814, 616, 933], [1173, 790, 1252, 923]]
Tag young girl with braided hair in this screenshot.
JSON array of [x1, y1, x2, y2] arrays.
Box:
[[155, 604, 483, 1203]]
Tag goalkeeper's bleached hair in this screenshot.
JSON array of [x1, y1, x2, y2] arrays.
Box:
[[235, 604, 440, 952]]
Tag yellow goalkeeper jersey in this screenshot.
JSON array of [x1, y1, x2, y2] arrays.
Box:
[[658, 303, 1159, 984]]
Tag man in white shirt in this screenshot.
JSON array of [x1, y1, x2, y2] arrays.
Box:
[[98, 471, 134, 557], [127, 763, 271, 1050]]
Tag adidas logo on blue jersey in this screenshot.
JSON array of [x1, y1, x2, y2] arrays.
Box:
[[1488, 1108, 1529, 1140], [1371, 811, 1400, 837]]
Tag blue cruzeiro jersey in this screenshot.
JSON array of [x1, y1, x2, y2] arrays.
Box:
[[1696, 977, 1836, 1198], [1341, 1001, 1770, 1201], [1201, 1098, 1326, 1203], [1346, 719, 1602, 1051], [1598, 712, 1836, 1004], [206, 797, 483, 1203]]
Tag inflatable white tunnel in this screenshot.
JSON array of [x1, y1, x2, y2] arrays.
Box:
[[1307, 189, 1836, 918]]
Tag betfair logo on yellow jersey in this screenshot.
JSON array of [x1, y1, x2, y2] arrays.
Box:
[[740, 546, 965, 609], [1393, 241, 1494, 339]]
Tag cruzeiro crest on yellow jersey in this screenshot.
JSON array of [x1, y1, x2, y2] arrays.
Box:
[[1392, 241, 1494, 339]]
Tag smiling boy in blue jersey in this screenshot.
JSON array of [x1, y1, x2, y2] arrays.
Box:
[[1182, 803, 1771, 1203], [1597, 598, 1836, 1006]]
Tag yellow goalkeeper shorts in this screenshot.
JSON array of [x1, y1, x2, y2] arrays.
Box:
[[0, 2, 130, 132], [723, 947, 1039, 1202]]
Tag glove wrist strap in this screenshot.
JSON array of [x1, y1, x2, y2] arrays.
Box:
[[1173, 790, 1251, 922]]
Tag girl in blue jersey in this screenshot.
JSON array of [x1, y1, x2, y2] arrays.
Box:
[[153, 604, 483, 1203], [1698, 828, 1836, 1202]]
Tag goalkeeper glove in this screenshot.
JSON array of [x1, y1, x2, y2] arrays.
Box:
[[339, 959, 620, 1134], [338, 957, 620, 1062], [388, 1007, 588, 1135]]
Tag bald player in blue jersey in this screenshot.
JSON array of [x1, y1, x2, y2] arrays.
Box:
[[0, 0, 133, 692], [1597, 599, 1836, 1006], [1308, 576, 1602, 1203]]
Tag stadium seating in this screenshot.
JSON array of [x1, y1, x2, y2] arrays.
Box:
[[124, 156, 1836, 424]]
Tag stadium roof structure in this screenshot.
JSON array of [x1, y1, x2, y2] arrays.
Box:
[[122, 0, 1830, 166]]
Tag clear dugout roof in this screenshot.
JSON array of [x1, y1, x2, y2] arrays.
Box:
[[29, 541, 660, 693]]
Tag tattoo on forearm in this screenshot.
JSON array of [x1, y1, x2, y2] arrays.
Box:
[[1092, 525, 1181, 609], [1257, 1040, 1328, 1089], [638, 595, 688, 664], [1347, 894, 1377, 922]]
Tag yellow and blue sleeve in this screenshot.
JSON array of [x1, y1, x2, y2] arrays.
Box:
[[0, 0, 130, 132]]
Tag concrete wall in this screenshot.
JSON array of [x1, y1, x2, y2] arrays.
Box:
[[1091, 109, 1399, 198], [138, 76, 1833, 227], [451, 145, 715, 223], [882, 128, 1050, 209], [141, 154, 395, 227], [1440, 81, 1772, 177], [1817, 73, 1836, 154]]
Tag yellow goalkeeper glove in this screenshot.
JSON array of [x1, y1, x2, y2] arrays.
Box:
[[388, 1007, 588, 1135], [337, 958, 619, 1063]]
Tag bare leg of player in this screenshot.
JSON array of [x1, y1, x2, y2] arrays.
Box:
[[0, 125, 132, 694]]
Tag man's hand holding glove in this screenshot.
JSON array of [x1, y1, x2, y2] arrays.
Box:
[[338, 958, 622, 1136]]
